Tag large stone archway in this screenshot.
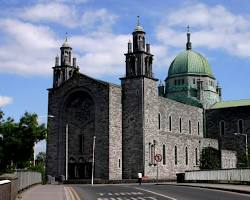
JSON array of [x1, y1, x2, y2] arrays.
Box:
[[63, 90, 95, 179]]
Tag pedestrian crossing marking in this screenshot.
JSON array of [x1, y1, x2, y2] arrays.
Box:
[[98, 192, 143, 196], [97, 198, 157, 200], [97, 191, 157, 200]]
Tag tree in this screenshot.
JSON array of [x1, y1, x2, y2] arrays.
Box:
[[200, 147, 221, 170], [0, 111, 47, 172], [36, 152, 46, 164]]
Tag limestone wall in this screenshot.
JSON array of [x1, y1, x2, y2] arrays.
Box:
[[108, 85, 122, 180]]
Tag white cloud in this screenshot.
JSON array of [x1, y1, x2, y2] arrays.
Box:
[[0, 19, 58, 75], [20, 2, 117, 32], [0, 17, 128, 77], [80, 9, 118, 32], [70, 33, 130, 77], [20, 3, 78, 28], [156, 3, 250, 58], [39, 0, 88, 4], [0, 96, 13, 107]]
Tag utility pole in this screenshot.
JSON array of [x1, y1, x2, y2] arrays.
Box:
[[91, 136, 96, 186]]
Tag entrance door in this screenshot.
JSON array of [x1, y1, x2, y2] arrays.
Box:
[[68, 163, 76, 179], [77, 162, 92, 178]]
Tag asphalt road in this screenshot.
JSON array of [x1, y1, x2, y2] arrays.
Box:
[[71, 184, 250, 200]]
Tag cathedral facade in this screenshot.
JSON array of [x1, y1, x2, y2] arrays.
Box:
[[46, 22, 250, 180]]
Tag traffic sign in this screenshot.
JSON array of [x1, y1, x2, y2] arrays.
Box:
[[154, 154, 162, 162]]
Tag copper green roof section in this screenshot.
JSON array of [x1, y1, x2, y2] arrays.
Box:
[[211, 99, 250, 109], [168, 50, 214, 78]]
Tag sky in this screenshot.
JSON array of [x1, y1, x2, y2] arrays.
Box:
[[0, 0, 250, 154]]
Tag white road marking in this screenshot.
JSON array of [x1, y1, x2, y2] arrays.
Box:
[[135, 187, 177, 200]]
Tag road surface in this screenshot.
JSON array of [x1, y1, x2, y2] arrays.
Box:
[[65, 184, 250, 200]]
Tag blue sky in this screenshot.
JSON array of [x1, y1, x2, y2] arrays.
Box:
[[1, 0, 250, 153]]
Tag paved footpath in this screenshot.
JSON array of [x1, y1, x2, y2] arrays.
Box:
[[17, 185, 66, 200]]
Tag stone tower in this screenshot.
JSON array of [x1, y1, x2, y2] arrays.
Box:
[[53, 37, 78, 88], [121, 17, 158, 179]]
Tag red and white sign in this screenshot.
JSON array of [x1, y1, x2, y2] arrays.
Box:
[[154, 154, 162, 162]]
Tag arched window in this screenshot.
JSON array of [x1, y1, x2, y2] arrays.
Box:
[[238, 119, 244, 134], [220, 121, 225, 136], [169, 116, 172, 131], [163, 145, 166, 165], [197, 121, 200, 135], [195, 148, 198, 165], [185, 147, 188, 165], [189, 120, 192, 134], [174, 146, 178, 165], [179, 118, 182, 133]]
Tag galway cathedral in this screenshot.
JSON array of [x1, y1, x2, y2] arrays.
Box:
[[46, 20, 250, 180]]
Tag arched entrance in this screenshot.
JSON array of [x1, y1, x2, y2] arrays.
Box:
[[63, 90, 95, 179]]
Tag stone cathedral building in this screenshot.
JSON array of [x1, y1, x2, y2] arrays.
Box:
[[46, 21, 250, 180]]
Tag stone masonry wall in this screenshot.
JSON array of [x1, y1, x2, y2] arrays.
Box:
[[108, 85, 122, 180], [121, 77, 144, 179], [144, 96, 204, 180], [206, 106, 250, 165], [47, 74, 110, 179]]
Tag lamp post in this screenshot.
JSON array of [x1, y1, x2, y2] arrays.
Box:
[[91, 135, 96, 186], [234, 132, 248, 166], [65, 123, 68, 181]]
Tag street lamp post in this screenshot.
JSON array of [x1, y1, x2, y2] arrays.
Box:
[[65, 123, 68, 181], [91, 136, 96, 186]]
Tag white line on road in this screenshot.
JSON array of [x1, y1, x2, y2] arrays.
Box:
[[135, 187, 177, 200]]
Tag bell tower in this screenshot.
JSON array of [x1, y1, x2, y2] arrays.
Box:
[[52, 36, 78, 88], [121, 17, 158, 179], [125, 16, 153, 78]]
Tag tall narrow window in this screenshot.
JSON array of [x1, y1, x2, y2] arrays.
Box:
[[158, 113, 161, 130], [118, 159, 121, 168], [149, 143, 151, 164], [220, 121, 225, 136], [198, 121, 200, 135], [185, 147, 188, 165], [174, 146, 178, 165], [163, 145, 166, 165], [195, 148, 198, 165], [151, 144, 154, 164], [179, 118, 182, 133], [238, 119, 243, 134], [79, 134, 84, 153], [169, 116, 172, 131], [189, 120, 192, 134]]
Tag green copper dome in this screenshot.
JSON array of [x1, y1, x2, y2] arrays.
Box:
[[168, 50, 214, 78]]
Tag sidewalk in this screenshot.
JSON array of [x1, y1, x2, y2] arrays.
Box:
[[17, 185, 65, 200], [163, 182, 250, 195]]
